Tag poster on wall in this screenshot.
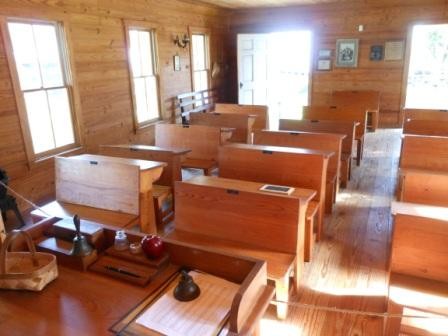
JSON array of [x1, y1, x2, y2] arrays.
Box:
[[335, 39, 359, 68]]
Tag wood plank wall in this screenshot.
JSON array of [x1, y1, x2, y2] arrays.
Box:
[[0, 0, 230, 211], [226, 0, 448, 126]]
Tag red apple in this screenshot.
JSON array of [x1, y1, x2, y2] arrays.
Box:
[[141, 235, 164, 259]]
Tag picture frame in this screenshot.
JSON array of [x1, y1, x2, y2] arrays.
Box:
[[335, 39, 359, 68], [173, 55, 181, 71], [317, 59, 332, 71], [318, 49, 332, 58], [385, 41, 405, 61], [370, 45, 383, 61]]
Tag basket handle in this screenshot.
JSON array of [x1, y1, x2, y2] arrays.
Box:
[[0, 230, 38, 275]]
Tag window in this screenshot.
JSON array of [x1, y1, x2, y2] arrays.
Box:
[[127, 27, 160, 127], [6, 20, 79, 158], [191, 33, 210, 93], [405, 24, 448, 109]]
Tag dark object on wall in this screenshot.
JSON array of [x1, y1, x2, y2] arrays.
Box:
[[370, 45, 384, 61], [0, 169, 25, 228]]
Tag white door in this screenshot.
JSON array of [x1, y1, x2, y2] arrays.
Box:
[[237, 34, 269, 105]]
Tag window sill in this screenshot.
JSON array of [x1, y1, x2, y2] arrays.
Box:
[[29, 146, 84, 169]]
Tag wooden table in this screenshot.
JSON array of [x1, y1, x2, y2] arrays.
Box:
[[0, 220, 274, 335], [100, 145, 191, 188]]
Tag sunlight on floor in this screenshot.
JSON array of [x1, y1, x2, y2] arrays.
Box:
[[260, 317, 303, 336], [402, 307, 448, 335]]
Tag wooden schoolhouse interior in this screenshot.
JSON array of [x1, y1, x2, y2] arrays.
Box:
[[1, 0, 448, 335]]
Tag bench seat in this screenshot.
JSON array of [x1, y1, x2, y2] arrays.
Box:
[[167, 229, 295, 285], [386, 272, 448, 335], [181, 158, 217, 176], [31, 200, 139, 229]]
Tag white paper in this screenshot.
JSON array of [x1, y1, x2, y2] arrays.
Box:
[[136, 271, 239, 336]]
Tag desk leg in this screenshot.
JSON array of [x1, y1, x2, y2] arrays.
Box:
[[275, 277, 289, 320], [140, 189, 158, 234]]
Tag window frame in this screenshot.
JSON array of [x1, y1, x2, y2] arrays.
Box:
[[189, 26, 211, 93], [1, 15, 83, 164], [124, 20, 162, 131]]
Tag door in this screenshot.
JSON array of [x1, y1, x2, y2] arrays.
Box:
[[237, 34, 269, 105]]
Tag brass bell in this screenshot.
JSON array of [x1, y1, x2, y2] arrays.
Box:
[[70, 215, 94, 257]]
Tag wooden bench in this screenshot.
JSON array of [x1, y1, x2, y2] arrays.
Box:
[[166, 176, 316, 319], [386, 202, 448, 335], [99, 145, 191, 228], [398, 135, 448, 198], [402, 119, 448, 136], [218, 143, 332, 258], [403, 108, 448, 122], [176, 88, 219, 124], [332, 90, 380, 131], [214, 103, 269, 130], [398, 169, 448, 206], [279, 119, 358, 188], [32, 155, 165, 234], [303, 105, 367, 166], [253, 130, 345, 214], [155, 124, 232, 175], [189, 112, 256, 143]]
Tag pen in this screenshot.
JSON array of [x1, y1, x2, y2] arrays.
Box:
[[104, 265, 142, 278]]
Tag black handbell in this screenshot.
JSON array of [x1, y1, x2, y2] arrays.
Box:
[[173, 270, 201, 302], [70, 215, 94, 257]]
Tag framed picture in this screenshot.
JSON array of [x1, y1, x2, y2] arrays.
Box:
[[317, 59, 332, 71], [335, 39, 359, 68], [385, 41, 405, 61], [173, 55, 181, 71], [370, 45, 383, 61], [318, 49, 332, 58]]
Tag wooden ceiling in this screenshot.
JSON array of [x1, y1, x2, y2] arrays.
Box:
[[195, 0, 353, 9]]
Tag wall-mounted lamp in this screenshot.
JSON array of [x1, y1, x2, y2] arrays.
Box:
[[174, 34, 190, 48]]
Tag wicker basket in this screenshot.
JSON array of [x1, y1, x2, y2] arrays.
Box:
[[0, 230, 58, 291]]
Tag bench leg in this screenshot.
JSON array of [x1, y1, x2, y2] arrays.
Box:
[[356, 139, 362, 166], [275, 277, 289, 320], [203, 168, 213, 176], [385, 300, 403, 336], [340, 159, 349, 189], [304, 217, 314, 262], [325, 181, 334, 214]]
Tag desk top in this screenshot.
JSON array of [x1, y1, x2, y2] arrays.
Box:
[[100, 144, 191, 156], [222, 143, 334, 159], [184, 175, 317, 203], [391, 201, 448, 222], [70, 154, 167, 172]]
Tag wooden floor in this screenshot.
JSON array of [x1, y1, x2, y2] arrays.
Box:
[[259, 129, 402, 336]]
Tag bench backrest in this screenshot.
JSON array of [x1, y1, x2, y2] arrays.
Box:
[[253, 130, 342, 181], [155, 124, 222, 161], [175, 176, 304, 254], [391, 210, 448, 283], [219, 143, 328, 202], [402, 119, 448, 136], [189, 112, 254, 143], [214, 103, 268, 130], [401, 170, 448, 207], [403, 108, 448, 122], [99, 145, 184, 187], [279, 119, 356, 155], [400, 135, 448, 171], [332, 90, 380, 112], [55, 156, 140, 215], [176, 88, 219, 124], [303, 105, 366, 139]]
